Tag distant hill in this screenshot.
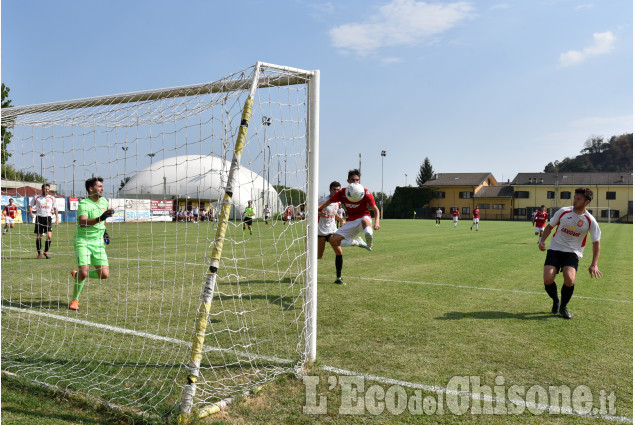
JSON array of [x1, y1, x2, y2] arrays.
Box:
[[544, 133, 632, 173]]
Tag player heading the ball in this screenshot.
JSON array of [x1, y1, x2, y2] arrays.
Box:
[[317, 169, 380, 285]]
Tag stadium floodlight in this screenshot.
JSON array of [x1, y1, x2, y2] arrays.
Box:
[[381, 150, 386, 219], [1, 62, 320, 423]]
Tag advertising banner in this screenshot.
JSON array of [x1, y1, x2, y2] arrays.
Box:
[[69, 197, 79, 211]]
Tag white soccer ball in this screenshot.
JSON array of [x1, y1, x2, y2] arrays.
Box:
[[345, 183, 365, 202]]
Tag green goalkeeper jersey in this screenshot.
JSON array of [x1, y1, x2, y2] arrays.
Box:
[[75, 197, 109, 243], [244, 206, 255, 218]]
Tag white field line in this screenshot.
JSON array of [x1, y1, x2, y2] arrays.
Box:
[[1, 305, 293, 366], [3, 305, 631, 423], [106, 256, 632, 305], [2, 246, 631, 304], [322, 366, 633, 424]]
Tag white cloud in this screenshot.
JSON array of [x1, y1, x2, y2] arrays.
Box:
[[558, 31, 617, 67], [329, 0, 474, 56], [490, 3, 511, 10], [381, 57, 403, 64]]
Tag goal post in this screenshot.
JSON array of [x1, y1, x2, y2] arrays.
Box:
[[1, 61, 319, 421]]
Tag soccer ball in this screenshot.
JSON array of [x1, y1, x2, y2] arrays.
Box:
[[345, 183, 365, 202]]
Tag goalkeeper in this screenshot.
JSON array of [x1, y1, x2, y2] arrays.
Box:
[[69, 177, 114, 311]]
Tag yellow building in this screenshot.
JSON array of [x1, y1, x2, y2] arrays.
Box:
[[423, 173, 514, 219], [510, 172, 633, 223]]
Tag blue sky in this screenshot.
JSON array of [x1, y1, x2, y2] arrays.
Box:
[[2, 0, 632, 196]]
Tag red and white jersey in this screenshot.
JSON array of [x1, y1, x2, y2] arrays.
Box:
[[548, 207, 601, 258], [30, 195, 57, 217], [472, 208, 479, 219], [534, 211, 548, 228], [317, 195, 339, 236], [451, 210, 459, 218], [330, 188, 375, 222], [3, 204, 18, 219]]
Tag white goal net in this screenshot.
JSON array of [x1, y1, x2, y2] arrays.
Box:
[[1, 62, 319, 421]]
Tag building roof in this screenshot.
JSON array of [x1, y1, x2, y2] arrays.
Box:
[[512, 172, 633, 186], [1, 186, 63, 197], [473, 185, 514, 198], [423, 173, 495, 187]]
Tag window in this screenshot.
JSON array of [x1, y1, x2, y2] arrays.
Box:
[[606, 191, 616, 200], [601, 210, 620, 218], [514, 191, 529, 199], [462, 207, 470, 215], [514, 208, 526, 216], [547, 191, 555, 199], [433, 191, 445, 199], [459, 191, 473, 199], [560, 191, 571, 199], [493, 204, 505, 210], [477, 204, 490, 209]]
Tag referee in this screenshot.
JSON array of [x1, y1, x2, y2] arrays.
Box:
[[30, 183, 59, 259]]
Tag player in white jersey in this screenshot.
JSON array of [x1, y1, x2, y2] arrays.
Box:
[[539, 187, 602, 319], [317, 181, 369, 284], [30, 183, 60, 259]]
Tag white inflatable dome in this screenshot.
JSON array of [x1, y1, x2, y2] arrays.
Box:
[[119, 154, 280, 217]]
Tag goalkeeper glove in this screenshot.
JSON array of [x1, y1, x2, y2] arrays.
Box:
[[103, 230, 110, 245], [99, 209, 114, 222]]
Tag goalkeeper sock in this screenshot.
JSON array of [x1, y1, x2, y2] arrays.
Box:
[[544, 282, 558, 301], [36, 239, 42, 253], [72, 271, 101, 300], [340, 239, 353, 247], [45, 240, 51, 252], [561, 284, 574, 307], [335, 255, 343, 278], [89, 270, 100, 279]]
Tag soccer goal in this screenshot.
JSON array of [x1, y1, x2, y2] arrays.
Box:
[[1, 62, 319, 421], [585, 206, 615, 223]]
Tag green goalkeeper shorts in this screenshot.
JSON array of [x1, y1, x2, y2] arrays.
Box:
[[75, 240, 109, 267]]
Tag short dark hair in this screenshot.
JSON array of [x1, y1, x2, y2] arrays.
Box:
[[348, 169, 361, 180], [329, 181, 341, 190], [575, 187, 593, 202], [540, 205, 545, 209], [41, 183, 50, 191], [85, 177, 104, 193]]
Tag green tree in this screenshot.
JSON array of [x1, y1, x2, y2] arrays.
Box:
[[543, 133, 632, 172], [119, 176, 131, 190], [416, 157, 434, 186], [1, 83, 13, 165], [384, 186, 433, 219]]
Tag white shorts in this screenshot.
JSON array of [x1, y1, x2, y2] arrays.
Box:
[[473, 218, 479, 223], [335, 216, 369, 240], [535, 226, 545, 233], [453, 217, 458, 222], [5, 217, 14, 225]]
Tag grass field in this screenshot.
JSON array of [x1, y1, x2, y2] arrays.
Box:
[[1, 218, 632, 424]]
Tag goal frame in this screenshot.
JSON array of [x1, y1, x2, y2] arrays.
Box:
[[1, 61, 320, 420]]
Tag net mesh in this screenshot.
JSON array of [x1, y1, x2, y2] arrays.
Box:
[[1, 63, 314, 419]]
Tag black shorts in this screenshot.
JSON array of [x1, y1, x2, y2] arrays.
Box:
[[544, 249, 579, 273], [243, 217, 253, 226], [318, 233, 334, 242], [34, 216, 52, 234]]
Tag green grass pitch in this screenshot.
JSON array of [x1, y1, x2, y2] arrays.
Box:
[[1, 218, 632, 424]]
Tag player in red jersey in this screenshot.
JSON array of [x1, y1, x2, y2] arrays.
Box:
[[470, 207, 479, 231], [532, 205, 549, 243], [2, 198, 18, 234], [539, 188, 601, 319], [317, 169, 380, 284], [451, 207, 460, 228]]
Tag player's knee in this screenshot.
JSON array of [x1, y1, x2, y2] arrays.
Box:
[[78, 270, 89, 281], [99, 270, 109, 279]]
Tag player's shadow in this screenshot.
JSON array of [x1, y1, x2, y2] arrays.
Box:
[[435, 311, 554, 321]]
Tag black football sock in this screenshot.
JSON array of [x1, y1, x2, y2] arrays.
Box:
[[335, 255, 343, 278], [561, 285, 575, 307], [36, 239, 42, 254], [544, 282, 558, 301], [44, 240, 51, 252]]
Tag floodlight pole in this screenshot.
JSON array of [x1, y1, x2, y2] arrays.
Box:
[[381, 150, 386, 219], [40, 153, 45, 179], [72, 159, 76, 197]]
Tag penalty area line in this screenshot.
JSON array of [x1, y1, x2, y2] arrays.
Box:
[[321, 365, 633, 423]]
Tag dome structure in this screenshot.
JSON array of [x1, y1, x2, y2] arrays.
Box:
[[119, 154, 281, 218]]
